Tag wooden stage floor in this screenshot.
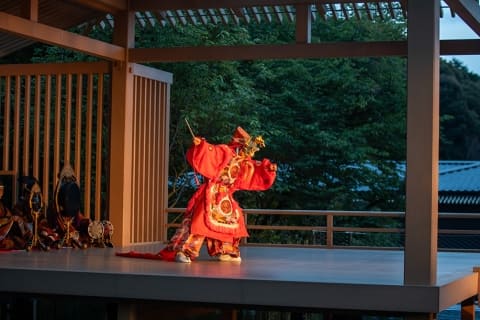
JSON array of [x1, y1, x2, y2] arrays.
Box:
[[0, 244, 479, 317]]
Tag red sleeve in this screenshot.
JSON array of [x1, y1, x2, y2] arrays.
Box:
[[235, 158, 277, 191], [186, 139, 233, 179]]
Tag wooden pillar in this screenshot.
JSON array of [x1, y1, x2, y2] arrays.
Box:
[[295, 4, 311, 43], [109, 11, 135, 246], [474, 266, 480, 301], [460, 296, 476, 320], [404, 1, 440, 285]]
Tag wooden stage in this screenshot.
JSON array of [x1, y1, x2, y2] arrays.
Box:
[[0, 244, 479, 318]]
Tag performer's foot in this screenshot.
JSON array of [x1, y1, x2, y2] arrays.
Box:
[[175, 251, 191, 263], [216, 254, 241, 262]]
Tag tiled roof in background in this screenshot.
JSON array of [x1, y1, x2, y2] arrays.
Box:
[[438, 161, 480, 207], [439, 161, 480, 192], [394, 161, 480, 207]]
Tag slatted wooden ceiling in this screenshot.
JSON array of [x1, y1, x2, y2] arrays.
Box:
[[0, 0, 479, 60], [94, 2, 409, 29]]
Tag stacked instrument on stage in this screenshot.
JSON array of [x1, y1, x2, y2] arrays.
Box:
[[0, 164, 113, 250]]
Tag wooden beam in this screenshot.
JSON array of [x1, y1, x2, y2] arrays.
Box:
[[129, 39, 480, 62], [21, 0, 38, 22], [441, 38, 480, 54], [130, 41, 408, 62], [444, 0, 480, 36], [296, 4, 311, 43], [0, 11, 125, 61], [65, 0, 127, 13], [130, 0, 373, 11]]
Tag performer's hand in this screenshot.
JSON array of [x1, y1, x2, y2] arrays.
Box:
[[269, 163, 277, 172], [193, 136, 202, 146]]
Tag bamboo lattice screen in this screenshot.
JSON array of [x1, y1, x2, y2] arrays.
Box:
[[129, 64, 171, 243], [0, 62, 110, 221], [0, 61, 172, 243]]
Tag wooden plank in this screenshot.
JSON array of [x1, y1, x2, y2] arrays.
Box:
[[2, 77, 11, 170], [161, 82, 170, 242], [460, 296, 475, 320], [130, 0, 374, 11], [23, 75, 31, 176], [13, 76, 21, 179], [146, 78, 154, 241], [0, 247, 479, 314], [65, 0, 127, 13], [130, 41, 408, 62], [43, 75, 52, 203], [33, 75, 41, 178], [21, 0, 39, 22], [53, 75, 62, 183], [65, 74, 72, 164], [0, 12, 125, 61], [130, 76, 137, 241], [95, 74, 104, 221], [295, 4, 311, 43], [131, 64, 173, 83], [153, 81, 160, 240], [75, 75, 83, 181], [138, 76, 145, 241], [440, 39, 480, 55], [0, 62, 110, 76], [129, 39, 480, 63], [84, 74, 94, 219]]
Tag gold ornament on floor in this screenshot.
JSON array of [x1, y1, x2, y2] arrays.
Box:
[[27, 181, 49, 251]]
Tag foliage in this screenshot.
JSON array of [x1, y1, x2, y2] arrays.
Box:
[[140, 19, 411, 245], [440, 59, 480, 160]]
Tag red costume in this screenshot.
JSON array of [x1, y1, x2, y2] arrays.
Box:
[[117, 126, 277, 262]]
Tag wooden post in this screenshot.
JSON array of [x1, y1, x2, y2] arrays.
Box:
[[109, 11, 135, 246], [295, 4, 311, 44], [460, 296, 475, 320], [404, 0, 440, 285]]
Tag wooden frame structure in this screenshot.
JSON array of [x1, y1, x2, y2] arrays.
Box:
[[0, 62, 111, 220], [1, 1, 480, 318], [0, 60, 172, 245]]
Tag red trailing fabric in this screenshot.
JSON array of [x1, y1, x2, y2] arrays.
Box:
[[115, 249, 176, 261]]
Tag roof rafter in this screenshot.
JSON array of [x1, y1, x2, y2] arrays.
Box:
[[130, 0, 373, 11], [296, 4, 311, 43], [444, 0, 480, 36], [66, 0, 127, 13], [0, 11, 125, 61], [314, 3, 327, 20]]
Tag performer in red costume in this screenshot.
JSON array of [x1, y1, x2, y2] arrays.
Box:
[[163, 127, 277, 263], [117, 126, 277, 263]]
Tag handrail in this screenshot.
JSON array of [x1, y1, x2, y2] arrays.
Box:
[[164, 208, 480, 251]]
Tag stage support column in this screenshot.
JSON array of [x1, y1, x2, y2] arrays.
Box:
[[109, 11, 135, 246], [404, 1, 440, 285]]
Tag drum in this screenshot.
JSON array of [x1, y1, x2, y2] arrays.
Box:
[[87, 220, 104, 240]]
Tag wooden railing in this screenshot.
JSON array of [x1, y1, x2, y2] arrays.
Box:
[[165, 208, 480, 251]]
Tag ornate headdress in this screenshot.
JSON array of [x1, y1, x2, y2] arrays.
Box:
[[229, 127, 265, 157]]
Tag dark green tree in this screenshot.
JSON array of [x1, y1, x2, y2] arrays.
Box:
[[440, 59, 480, 160]]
